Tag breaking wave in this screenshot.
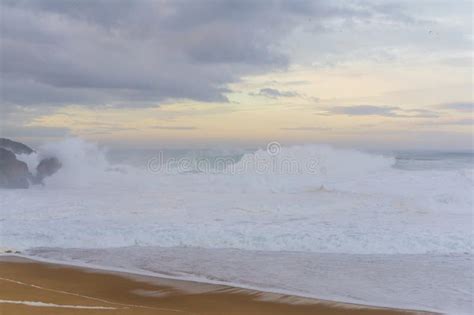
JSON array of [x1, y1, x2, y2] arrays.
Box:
[[1, 137, 472, 254], [26, 138, 398, 192]]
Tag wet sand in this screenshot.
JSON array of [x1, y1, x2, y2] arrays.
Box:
[[0, 256, 432, 315]]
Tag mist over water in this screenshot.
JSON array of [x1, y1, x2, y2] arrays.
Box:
[[2, 137, 472, 254], [17, 138, 398, 193], [15, 138, 474, 188], [393, 151, 474, 170], [106, 144, 474, 174]]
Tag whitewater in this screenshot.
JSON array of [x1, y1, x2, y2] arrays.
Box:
[[1, 138, 473, 314]]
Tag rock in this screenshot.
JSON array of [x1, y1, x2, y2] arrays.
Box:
[[0, 247, 19, 254], [0, 148, 32, 188], [0, 138, 34, 155], [0, 138, 62, 188], [35, 157, 62, 183]]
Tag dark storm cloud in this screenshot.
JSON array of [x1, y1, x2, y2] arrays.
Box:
[[0, 0, 402, 109]]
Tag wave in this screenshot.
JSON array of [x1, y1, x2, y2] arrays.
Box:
[[1, 138, 472, 254], [223, 144, 395, 192], [19, 138, 397, 191]]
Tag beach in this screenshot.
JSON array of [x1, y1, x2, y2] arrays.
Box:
[[0, 256, 431, 315]]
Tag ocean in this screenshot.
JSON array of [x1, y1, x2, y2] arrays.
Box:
[[1, 138, 473, 314]]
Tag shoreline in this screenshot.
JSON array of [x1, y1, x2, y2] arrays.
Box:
[[11, 247, 473, 314], [0, 255, 434, 315]]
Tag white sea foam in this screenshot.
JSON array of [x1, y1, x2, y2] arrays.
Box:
[[0, 138, 472, 254], [0, 300, 117, 310]]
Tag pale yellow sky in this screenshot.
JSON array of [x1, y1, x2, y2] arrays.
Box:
[[25, 58, 473, 150]]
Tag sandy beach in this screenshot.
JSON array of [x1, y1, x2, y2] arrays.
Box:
[[0, 256, 431, 315]]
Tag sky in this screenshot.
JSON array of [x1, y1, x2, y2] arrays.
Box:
[[0, 0, 473, 150]]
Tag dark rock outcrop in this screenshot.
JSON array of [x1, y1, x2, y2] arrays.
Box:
[[35, 157, 62, 184], [0, 138, 62, 188], [0, 138, 34, 155], [0, 148, 32, 189]]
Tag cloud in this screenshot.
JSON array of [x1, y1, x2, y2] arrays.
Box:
[[447, 119, 473, 126], [281, 126, 331, 131], [152, 126, 197, 130], [80, 126, 137, 135], [251, 88, 300, 99], [0, 125, 71, 138], [318, 105, 440, 118], [0, 0, 390, 109], [420, 118, 473, 126], [440, 102, 474, 112], [402, 108, 439, 118], [320, 105, 400, 116]]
